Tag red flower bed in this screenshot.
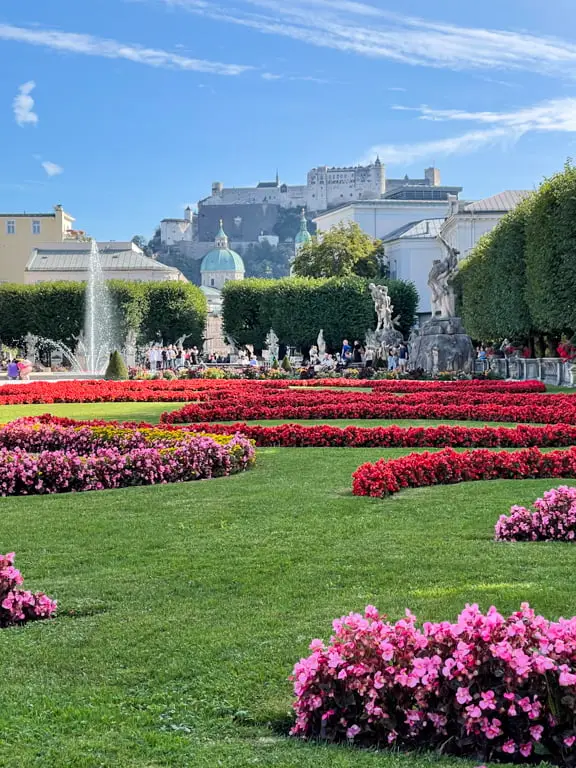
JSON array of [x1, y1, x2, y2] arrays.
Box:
[[292, 603, 576, 765], [352, 447, 576, 498], [163, 388, 576, 425], [15, 415, 576, 450], [0, 378, 546, 405]]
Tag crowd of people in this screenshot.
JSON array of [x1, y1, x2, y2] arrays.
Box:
[[2, 357, 33, 381], [145, 345, 200, 370], [306, 338, 410, 373]]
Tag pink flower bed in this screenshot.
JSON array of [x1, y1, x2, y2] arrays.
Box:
[[292, 603, 576, 765], [496, 486, 576, 542], [0, 552, 56, 627], [0, 421, 255, 496]]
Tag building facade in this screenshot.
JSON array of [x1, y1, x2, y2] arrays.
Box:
[[0, 205, 77, 283], [440, 191, 533, 262], [313, 199, 453, 241], [160, 207, 197, 246], [381, 219, 445, 317], [25, 241, 186, 283]]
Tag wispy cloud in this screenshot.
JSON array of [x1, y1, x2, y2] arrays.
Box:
[[13, 80, 38, 126], [261, 72, 329, 83], [161, 0, 576, 78], [0, 23, 251, 76], [362, 97, 576, 165], [41, 161, 64, 177]]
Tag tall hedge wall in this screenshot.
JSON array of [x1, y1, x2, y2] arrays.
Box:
[[0, 281, 207, 347], [222, 276, 418, 349], [458, 163, 576, 342]]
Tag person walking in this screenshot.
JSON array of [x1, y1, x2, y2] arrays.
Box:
[[353, 340, 364, 364], [398, 342, 408, 371]]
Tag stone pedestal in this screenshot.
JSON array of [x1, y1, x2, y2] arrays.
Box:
[[410, 316, 474, 374]]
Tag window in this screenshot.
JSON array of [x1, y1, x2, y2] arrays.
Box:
[[32, 220, 41, 235], [210, 278, 215, 287], [6, 220, 15, 235]]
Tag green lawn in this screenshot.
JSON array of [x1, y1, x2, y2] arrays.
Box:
[[0, 404, 572, 766]]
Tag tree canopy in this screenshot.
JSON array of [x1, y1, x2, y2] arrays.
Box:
[[292, 223, 383, 279]]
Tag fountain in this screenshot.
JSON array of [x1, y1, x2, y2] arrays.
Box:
[[85, 239, 114, 373]]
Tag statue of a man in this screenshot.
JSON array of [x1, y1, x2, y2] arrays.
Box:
[[428, 238, 459, 317], [369, 283, 393, 331]]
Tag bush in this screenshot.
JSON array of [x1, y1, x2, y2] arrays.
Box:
[[0, 552, 56, 627], [496, 486, 576, 541], [104, 350, 129, 380], [291, 603, 576, 765], [281, 355, 292, 372]]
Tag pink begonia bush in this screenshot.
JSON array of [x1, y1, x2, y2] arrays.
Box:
[[496, 486, 576, 542], [291, 604, 576, 765], [0, 552, 56, 627]]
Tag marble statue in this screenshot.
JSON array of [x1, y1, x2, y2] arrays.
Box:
[[429, 237, 459, 318], [265, 328, 279, 362], [317, 329, 326, 358], [369, 283, 393, 332]]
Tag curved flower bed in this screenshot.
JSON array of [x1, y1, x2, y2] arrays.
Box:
[[0, 421, 254, 496], [163, 393, 576, 425], [15, 415, 576, 450], [291, 603, 576, 765], [352, 447, 576, 498], [1, 552, 56, 627], [0, 378, 545, 405], [496, 486, 576, 542]]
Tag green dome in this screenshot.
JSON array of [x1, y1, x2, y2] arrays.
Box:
[[201, 247, 244, 272], [295, 210, 312, 245]]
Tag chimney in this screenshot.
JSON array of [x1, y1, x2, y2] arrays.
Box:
[[184, 206, 193, 222], [212, 181, 223, 197]]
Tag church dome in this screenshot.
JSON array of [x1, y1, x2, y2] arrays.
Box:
[[201, 221, 245, 273]]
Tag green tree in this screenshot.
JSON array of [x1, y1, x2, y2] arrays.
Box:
[[132, 235, 152, 257], [239, 241, 292, 278], [273, 207, 317, 243], [293, 223, 381, 279]]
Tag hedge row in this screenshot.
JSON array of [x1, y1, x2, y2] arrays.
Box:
[[0, 281, 207, 347]]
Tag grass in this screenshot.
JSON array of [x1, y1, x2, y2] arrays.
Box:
[[0, 403, 573, 766]]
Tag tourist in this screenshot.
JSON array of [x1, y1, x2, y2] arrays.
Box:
[[17, 358, 33, 381], [387, 346, 397, 372], [341, 339, 352, 360], [353, 340, 364, 363], [320, 352, 335, 372], [248, 355, 258, 367], [398, 343, 408, 371], [190, 345, 199, 365], [6, 359, 19, 380], [167, 345, 177, 369], [147, 347, 155, 370]]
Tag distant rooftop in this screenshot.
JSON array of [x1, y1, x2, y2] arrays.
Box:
[[27, 241, 180, 273], [382, 219, 445, 243], [463, 191, 532, 213]]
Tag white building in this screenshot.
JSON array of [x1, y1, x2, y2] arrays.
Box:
[[441, 191, 532, 262], [160, 207, 196, 246], [313, 199, 453, 240], [381, 219, 445, 316], [201, 161, 451, 214], [25, 241, 186, 283]]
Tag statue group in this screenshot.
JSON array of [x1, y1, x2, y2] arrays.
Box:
[[410, 237, 475, 373]]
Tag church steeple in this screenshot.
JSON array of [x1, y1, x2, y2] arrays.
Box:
[[214, 219, 229, 249], [294, 209, 312, 251]]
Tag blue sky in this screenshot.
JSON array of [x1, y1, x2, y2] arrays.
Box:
[[2, 0, 576, 240]]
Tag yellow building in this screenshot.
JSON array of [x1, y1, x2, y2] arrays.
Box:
[[0, 205, 77, 283]]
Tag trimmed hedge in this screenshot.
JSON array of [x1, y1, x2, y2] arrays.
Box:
[[222, 276, 418, 349], [0, 281, 207, 348]]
